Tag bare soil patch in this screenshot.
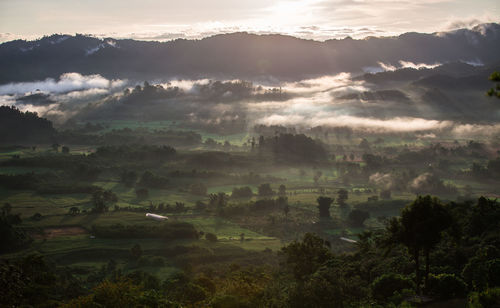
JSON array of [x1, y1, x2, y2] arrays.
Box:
[[32, 227, 88, 239]]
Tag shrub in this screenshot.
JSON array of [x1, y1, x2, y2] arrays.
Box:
[[487, 259, 500, 288], [91, 222, 199, 240], [371, 273, 414, 302], [211, 295, 250, 308], [190, 182, 207, 196], [231, 186, 253, 198], [470, 287, 500, 308], [348, 209, 370, 227], [137, 256, 150, 266], [180, 283, 208, 304], [135, 188, 149, 199], [150, 256, 166, 267], [205, 232, 218, 242], [425, 273, 467, 299]]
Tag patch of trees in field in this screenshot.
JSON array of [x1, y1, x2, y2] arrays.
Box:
[[257, 133, 328, 163]]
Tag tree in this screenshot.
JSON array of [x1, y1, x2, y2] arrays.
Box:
[[337, 189, 348, 207], [487, 71, 500, 98], [209, 192, 228, 212], [205, 232, 218, 242], [380, 189, 391, 200], [1, 203, 11, 216], [359, 138, 370, 150], [130, 244, 142, 260], [371, 273, 415, 302], [231, 186, 253, 198], [63, 279, 143, 307], [258, 183, 274, 197], [0, 206, 29, 252], [91, 190, 117, 213], [278, 184, 286, 196], [190, 182, 207, 196], [277, 196, 288, 208], [313, 171, 322, 185], [387, 195, 452, 293], [348, 209, 370, 227], [280, 233, 331, 279], [68, 207, 80, 216], [135, 188, 149, 200], [120, 171, 137, 187], [317, 196, 334, 218]]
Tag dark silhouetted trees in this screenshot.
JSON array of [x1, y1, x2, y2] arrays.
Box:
[[258, 183, 274, 197], [348, 209, 370, 227], [337, 189, 348, 207], [317, 196, 334, 218], [231, 186, 253, 198], [0, 106, 55, 144], [387, 195, 451, 293], [280, 233, 331, 280]]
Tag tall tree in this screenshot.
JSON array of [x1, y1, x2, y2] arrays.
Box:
[[337, 189, 349, 207], [280, 233, 331, 279], [387, 195, 451, 293], [278, 184, 287, 196], [317, 196, 334, 218]]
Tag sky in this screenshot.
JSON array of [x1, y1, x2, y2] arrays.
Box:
[[0, 0, 499, 42]]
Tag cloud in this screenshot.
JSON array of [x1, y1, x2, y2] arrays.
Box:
[[442, 15, 496, 31], [369, 172, 393, 189], [372, 60, 441, 72], [399, 60, 441, 69], [451, 123, 500, 137], [462, 59, 484, 67], [5, 72, 499, 137], [377, 62, 397, 71], [410, 173, 432, 191], [160, 79, 210, 92], [53, 88, 111, 102], [0, 73, 126, 95], [1, 73, 127, 124], [255, 114, 452, 132]]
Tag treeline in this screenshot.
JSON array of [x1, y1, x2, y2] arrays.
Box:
[[0, 106, 55, 143], [94, 144, 176, 162], [0, 173, 100, 194], [59, 128, 202, 147], [256, 133, 328, 163]]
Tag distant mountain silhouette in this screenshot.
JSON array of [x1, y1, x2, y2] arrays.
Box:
[[1, 23, 499, 83]]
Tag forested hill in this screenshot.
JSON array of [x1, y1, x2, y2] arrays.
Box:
[[0, 106, 55, 144], [1, 23, 499, 82]]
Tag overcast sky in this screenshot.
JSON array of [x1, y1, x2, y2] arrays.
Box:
[[1, 0, 499, 42]]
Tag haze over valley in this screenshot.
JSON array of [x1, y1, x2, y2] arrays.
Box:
[[1, 1, 500, 307]]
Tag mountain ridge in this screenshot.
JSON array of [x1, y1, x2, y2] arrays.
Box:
[[1, 23, 499, 83]]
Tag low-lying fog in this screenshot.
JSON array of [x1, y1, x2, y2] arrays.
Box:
[[1, 65, 499, 139]]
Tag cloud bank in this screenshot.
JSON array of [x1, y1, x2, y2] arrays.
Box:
[[2, 71, 499, 138], [0, 73, 125, 95]]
